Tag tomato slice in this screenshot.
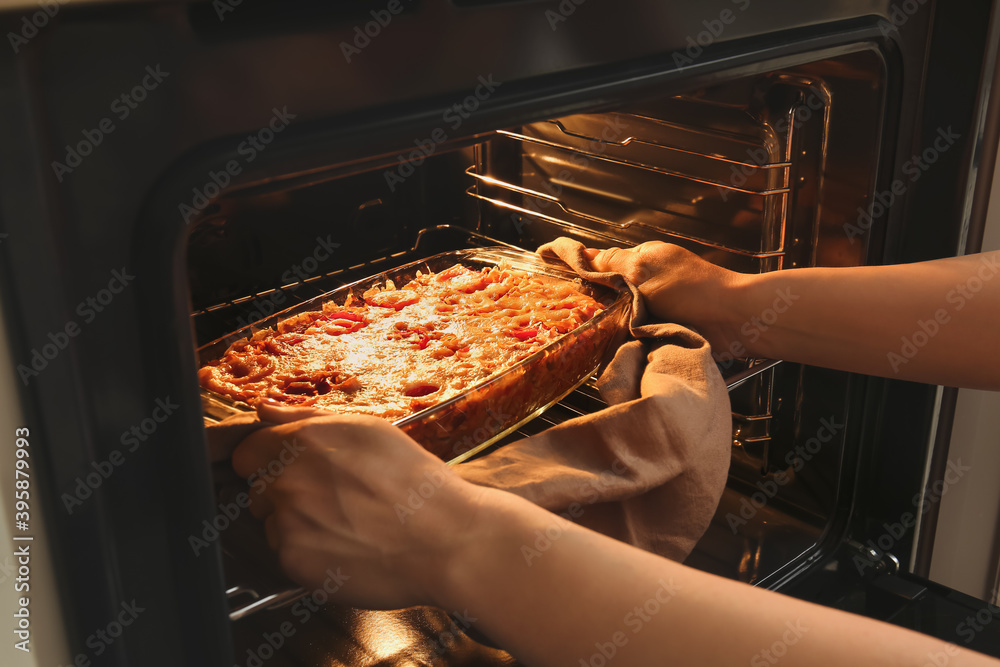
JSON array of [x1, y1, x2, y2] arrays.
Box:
[[404, 384, 439, 397], [321, 310, 364, 322], [319, 310, 367, 334], [364, 290, 420, 310], [506, 326, 539, 341]]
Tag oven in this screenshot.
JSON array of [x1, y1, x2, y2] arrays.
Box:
[[3, 0, 1000, 665]]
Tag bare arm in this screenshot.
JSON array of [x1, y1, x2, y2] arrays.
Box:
[[588, 244, 1000, 390], [232, 404, 1000, 667]]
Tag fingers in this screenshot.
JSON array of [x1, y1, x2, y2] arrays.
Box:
[[587, 246, 629, 273], [204, 412, 268, 462], [257, 401, 331, 424], [231, 422, 300, 479], [248, 489, 275, 519]]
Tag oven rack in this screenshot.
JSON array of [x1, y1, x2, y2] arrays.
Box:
[[470, 105, 800, 264], [496, 123, 792, 197], [532, 112, 788, 164], [465, 168, 786, 260]]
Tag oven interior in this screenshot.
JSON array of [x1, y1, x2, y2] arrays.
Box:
[[185, 49, 888, 662]]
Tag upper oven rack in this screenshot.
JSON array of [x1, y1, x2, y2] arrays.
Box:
[[495, 123, 792, 196], [469, 99, 804, 270], [465, 169, 786, 260]]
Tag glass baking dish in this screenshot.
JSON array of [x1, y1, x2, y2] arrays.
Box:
[[198, 246, 630, 463]]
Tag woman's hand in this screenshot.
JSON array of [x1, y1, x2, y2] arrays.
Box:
[[588, 243, 1000, 389], [230, 402, 489, 610], [586, 242, 747, 352]]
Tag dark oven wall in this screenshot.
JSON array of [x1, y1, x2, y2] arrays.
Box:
[[0, 1, 995, 665]]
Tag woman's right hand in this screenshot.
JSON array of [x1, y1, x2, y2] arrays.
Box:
[[585, 242, 747, 351]]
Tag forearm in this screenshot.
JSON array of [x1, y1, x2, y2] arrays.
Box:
[[435, 489, 998, 667], [718, 252, 1000, 389]]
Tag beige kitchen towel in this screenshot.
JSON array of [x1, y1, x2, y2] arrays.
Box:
[[453, 238, 732, 561]]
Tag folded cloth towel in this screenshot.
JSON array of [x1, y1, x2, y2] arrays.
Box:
[[453, 237, 731, 561]]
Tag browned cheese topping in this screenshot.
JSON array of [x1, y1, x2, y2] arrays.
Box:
[[199, 264, 603, 420]]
